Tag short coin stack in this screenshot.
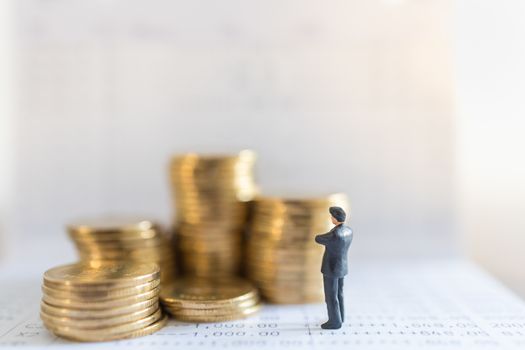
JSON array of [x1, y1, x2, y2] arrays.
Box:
[[170, 150, 258, 278], [67, 217, 176, 287], [40, 262, 167, 342], [160, 277, 261, 322], [246, 193, 349, 303]]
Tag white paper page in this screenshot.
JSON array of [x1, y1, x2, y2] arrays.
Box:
[[1, 260, 524, 350]]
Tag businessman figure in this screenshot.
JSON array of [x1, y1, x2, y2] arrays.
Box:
[[315, 206, 353, 329]]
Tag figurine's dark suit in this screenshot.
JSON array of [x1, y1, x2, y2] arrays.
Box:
[[315, 224, 353, 327]]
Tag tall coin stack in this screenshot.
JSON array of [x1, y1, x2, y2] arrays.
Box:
[[161, 277, 261, 322], [170, 150, 258, 278], [40, 262, 167, 342], [246, 193, 349, 303], [67, 218, 176, 287]]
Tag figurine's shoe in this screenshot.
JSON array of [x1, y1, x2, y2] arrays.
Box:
[[321, 321, 342, 329]]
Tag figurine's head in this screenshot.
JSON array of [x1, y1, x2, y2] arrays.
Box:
[[329, 206, 346, 225]]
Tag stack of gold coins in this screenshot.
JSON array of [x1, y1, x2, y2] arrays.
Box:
[[246, 193, 349, 303], [169, 150, 258, 278], [40, 262, 167, 342], [160, 277, 261, 322], [67, 217, 176, 287]]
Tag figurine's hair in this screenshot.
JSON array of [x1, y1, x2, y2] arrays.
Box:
[[329, 206, 346, 222]]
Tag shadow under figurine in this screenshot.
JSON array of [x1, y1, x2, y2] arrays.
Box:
[[315, 206, 353, 329]]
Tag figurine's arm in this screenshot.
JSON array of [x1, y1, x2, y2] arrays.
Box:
[[315, 232, 333, 246]]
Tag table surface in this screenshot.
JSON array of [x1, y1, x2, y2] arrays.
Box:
[[1, 259, 524, 350]]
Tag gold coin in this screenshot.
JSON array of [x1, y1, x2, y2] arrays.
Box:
[[258, 289, 323, 300], [76, 252, 167, 262], [177, 232, 242, 239], [249, 230, 330, 239], [179, 264, 239, 271], [43, 308, 163, 340], [176, 215, 248, 224], [69, 229, 161, 242], [253, 275, 321, 283], [248, 271, 321, 282], [173, 191, 247, 197], [77, 252, 171, 263], [177, 245, 239, 255], [179, 270, 240, 279], [159, 261, 177, 270], [174, 183, 255, 190], [247, 251, 321, 260], [180, 257, 240, 265], [259, 286, 323, 295], [180, 251, 241, 262], [246, 260, 320, 270], [180, 239, 240, 246], [43, 286, 160, 309], [112, 314, 167, 341], [43, 262, 160, 290], [249, 227, 330, 237], [176, 232, 243, 241], [163, 291, 260, 307], [77, 244, 173, 254], [246, 259, 320, 269], [176, 218, 247, 227], [173, 191, 256, 200], [160, 278, 257, 307], [42, 279, 160, 301], [158, 259, 180, 267], [177, 240, 241, 249], [71, 235, 169, 249], [67, 217, 158, 234], [256, 281, 322, 290], [256, 277, 322, 286], [246, 244, 322, 255], [262, 288, 323, 299], [72, 236, 168, 249], [248, 267, 322, 281], [249, 223, 329, 231], [40, 303, 159, 328], [50, 314, 168, 342], [172, 304, 261, 322], [180, 256, 241, 265], [173, 171, 255, 179], [175, 205, 249, 213], [75, 244, 172, 255], [172, 159, 255, 169], [264, 295, 323, 304], [40, 298, 159, 318], [164, 296, 260, 314], [247, 247, 322, 256], [247, 249, 322, 259], [246, 256, 323, 273], [171, 149, 256, 163], [173, 177, 255, 185], [247, 247, 323, 257], [180, 264, 240, 275], [174, 202, 248, 209], [172, 176, 254, 184]]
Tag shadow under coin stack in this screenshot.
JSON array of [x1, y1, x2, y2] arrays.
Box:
[[67, 218, 176, 287], [160, 277, 260, 322], [170, 150, 258, 278], [40, 262, 167, 342], [246, 193, 349, 303]]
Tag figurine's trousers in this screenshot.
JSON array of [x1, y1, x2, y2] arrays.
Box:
[[323, 275, 345, 325]]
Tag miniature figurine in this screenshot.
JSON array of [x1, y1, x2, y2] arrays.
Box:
[[315, 206, 353, 329]]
